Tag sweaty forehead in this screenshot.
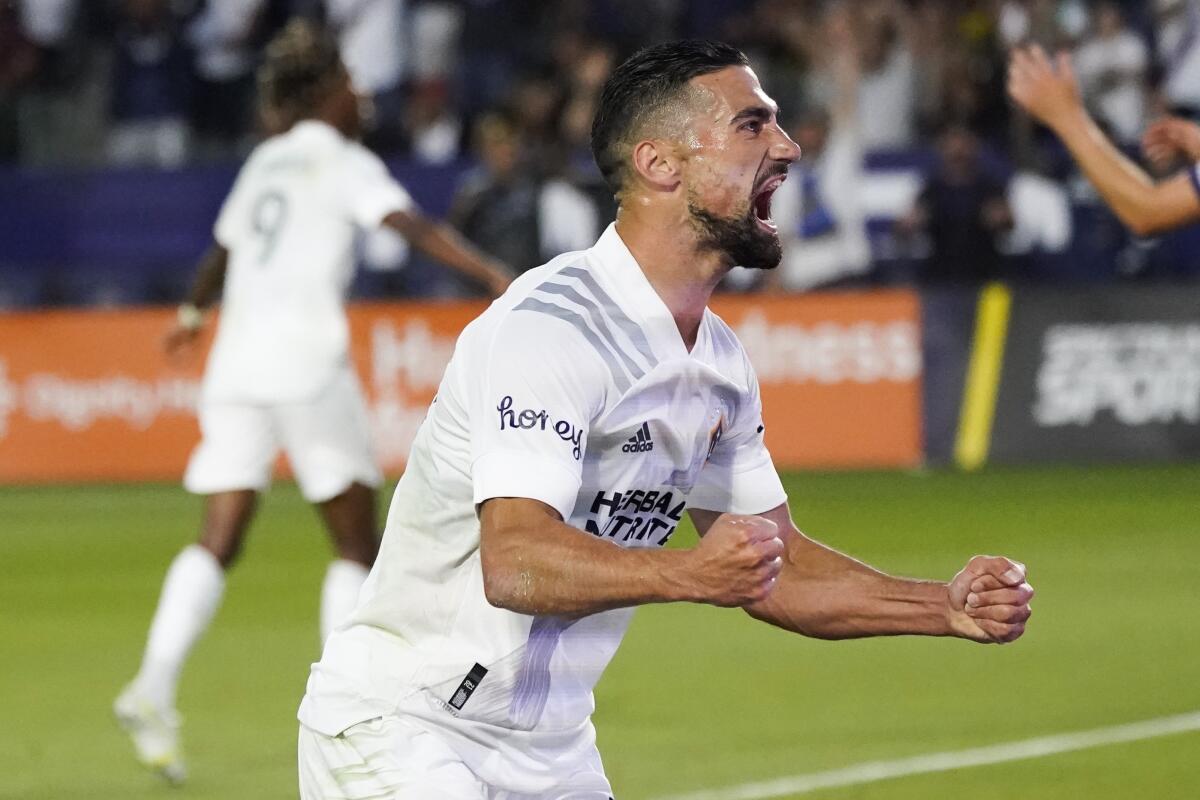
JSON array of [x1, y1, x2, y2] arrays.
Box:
[[686, 66, 775, 126]]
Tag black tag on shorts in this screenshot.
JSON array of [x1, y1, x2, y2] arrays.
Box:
[[448, 663, 488, 710]]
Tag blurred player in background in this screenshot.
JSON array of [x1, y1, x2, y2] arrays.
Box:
[[1009, 44, 1200, 234], [297, 40, 1034, 800], [114, 20, 512, 785]]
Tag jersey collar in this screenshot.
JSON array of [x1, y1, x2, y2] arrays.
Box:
[[289, 119, 345, 145], [590, 223, 708, 359]]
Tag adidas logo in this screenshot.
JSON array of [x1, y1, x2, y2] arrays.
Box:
[[622, 422, 654, 453]]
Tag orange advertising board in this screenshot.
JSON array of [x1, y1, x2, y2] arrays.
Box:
[[0, 291, 920, 483], [0, 308, 213, 483], [710, 290, 922, 469]]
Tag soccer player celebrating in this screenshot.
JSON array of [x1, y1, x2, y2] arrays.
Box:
[[114, 21, 512, 784], [297, 40, 1033, 799], [1008, 44, 1200, 234]]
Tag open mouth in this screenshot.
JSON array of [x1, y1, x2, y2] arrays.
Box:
[[752, 173, 786, 233]]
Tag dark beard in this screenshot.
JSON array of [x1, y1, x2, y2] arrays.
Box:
[[688, 198, 782, 271]]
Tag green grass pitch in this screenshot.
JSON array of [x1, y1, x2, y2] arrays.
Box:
[[2, 464, 1198, 799]]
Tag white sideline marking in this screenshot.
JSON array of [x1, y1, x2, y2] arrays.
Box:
[[650, 710, 1200, 800]]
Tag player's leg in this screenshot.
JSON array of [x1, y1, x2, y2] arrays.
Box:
[[196, 488, 260, 567], [315, 481, 379, 640], [116, 401, 276, 783], [133, 404, 274, 700], [299, 716, 486, 800], [281, 366, 383, 643], [127, 491, 256, 704]]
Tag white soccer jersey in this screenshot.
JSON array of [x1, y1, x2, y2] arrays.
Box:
[[203, 120, 413, 403], [299, 224, 787, 792]]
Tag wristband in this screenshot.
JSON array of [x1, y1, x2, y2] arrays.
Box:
[[177, 303, 204, 331]]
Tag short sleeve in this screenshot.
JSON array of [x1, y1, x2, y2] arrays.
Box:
[[339, 145, 415, 229], [470, 311, 606, 520], [688, 354, 787, 515], [213, 164, 251, 247]]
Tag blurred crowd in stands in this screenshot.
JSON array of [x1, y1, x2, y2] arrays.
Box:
[[2, 0, 1199, 307]]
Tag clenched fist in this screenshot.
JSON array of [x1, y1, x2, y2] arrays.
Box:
[[684, 514, 784, 607], [947, 555, 1033, 644]]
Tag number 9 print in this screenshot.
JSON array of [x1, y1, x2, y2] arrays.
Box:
[[251, 190, 289, 264]]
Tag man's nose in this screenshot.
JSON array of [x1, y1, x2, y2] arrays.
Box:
[[771, 127, 802, 163]]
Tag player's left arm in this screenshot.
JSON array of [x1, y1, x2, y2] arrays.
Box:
[[688, 504, 1033, 644], [383, 208, 514, 297]]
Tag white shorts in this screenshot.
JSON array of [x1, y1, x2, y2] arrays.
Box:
[[184, 367, 381, 503], [297, 716, 613, 800]]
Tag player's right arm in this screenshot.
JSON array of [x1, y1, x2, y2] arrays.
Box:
[[479, 499, 782, 616], [164, 243, 228, 355], [1008, 45, 1200, 236], [471, 311, 781, 617]]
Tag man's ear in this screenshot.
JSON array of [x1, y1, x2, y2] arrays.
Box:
[[631, 139, 682, 191]]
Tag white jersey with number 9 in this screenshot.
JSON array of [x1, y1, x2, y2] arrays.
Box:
[[203, 120, 413, 404]]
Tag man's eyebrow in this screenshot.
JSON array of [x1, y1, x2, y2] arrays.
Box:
[[731, 105, 776, 124]]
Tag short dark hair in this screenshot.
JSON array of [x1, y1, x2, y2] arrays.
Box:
[[257, 20, 343, 127], [590, 40, 749, 196]]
